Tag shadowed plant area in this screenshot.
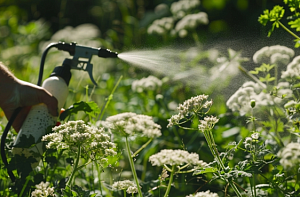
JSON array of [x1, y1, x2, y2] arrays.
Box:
[[1, 0, 300, 196]]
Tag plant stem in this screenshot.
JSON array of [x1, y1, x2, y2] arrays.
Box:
[[95, 161, 103, 196], [132, 138, 153, 157], [278, 21, 300, 40], [66, 145, 81, 187], [164, 165, 175, 197], [203, 130, 242, 197], [125, 137, 143, 197], [99, 75, 123, 120]]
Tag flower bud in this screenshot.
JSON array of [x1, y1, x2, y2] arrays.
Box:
[[250, 99, 256, 108]]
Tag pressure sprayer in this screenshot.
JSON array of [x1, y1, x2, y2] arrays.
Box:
[[0, 42, 118, 182]]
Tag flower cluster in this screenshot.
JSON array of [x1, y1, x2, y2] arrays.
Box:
[[112, 180, 138, 194], [42, 120, 116, 158], [170, 0, 201, 19], [227, 80, 293, 116], [147, 0, 208, 39], [105, 112, 162, 138], [281, 55, 300, 80], [186, 190, 219, 197], [168, 94, 212, 127], [277, 142, 300, 171], [31, 182, 55, 197], [226, 81, 273, 116], [131, 75, 163, 93], [175, 12, 208, 38], [149, 149, 207, 167], [253, 45, 294, 65], [147, 17, 174, 36], [243, 132, 260, 149], [198, 116, 219, 132]]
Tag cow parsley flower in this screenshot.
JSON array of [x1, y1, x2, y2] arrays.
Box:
[[105, 112, 162, 138], [149, 149, 207, 167], [171, 0, 201, 19], [131, 75, 163, 93], [147, 17, 174, 35], [112, 180, 138, 194], [31, 182, 55, 197], [42, 120, 116, 159], [226, 81, 273, 116], [281, 55, 300, 80], [253, 45, 294, 64], [175, 12, 208, 38], [198, 116, 219, 132], [277, 142, 300, 171], [186, 190, 219, 197], [168, 94, 212, 127]]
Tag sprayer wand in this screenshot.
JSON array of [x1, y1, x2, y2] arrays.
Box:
[[1, 42, 118, 182]]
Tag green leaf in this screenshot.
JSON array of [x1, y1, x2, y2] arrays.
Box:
[[289, 19, 300, 31], [193, 167, 218, 175], [295, 38, 300, 48], [13, 134, 36, 148], [72, 185, 91, 197], [60, 101, 100, 121]]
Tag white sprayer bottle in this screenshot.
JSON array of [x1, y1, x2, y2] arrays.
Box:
[[13, 65, 71, 167]]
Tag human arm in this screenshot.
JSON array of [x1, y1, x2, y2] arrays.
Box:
[[0, 62, 58, 132]]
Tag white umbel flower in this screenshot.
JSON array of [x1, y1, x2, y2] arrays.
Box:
[[277, 142, 300, 171], [42, 120, 116, 158], [31, 182, 55, 197], [175, 12, 208, 37], [112, 180, 138, 194], [171, 0, 201, 19], [149, 149, 207, 167], [253, 45, 294, 64], [131, 75, 163, 93], [147, 17, 174, 35], [186, 190, 219, 197], [168, 94, 212, 127], [106, 112, 162, 138], [281, 56, 300, 79]]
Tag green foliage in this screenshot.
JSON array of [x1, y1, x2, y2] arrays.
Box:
[[1, 1, 300, 197], [259, 0, 300, 47], [259, 5, 285, 36]]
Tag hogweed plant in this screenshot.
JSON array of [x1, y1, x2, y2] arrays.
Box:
[[104, 112, 162, 197], [149, 149, 208, 197], [167, 94, 244, 197], [112, 180, 138, 197], [226, 44, 300, 196], [41, 120, 117, 193]]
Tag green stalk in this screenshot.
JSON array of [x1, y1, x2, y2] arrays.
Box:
[[66, 145, 81, 187], [203, 130, 242, 197], [164, 165, 175, 197], [132, 138, 153, 157], [278, 21, 300, 40], [99, 75, 123, 120], [95, 161, 103, 196], [125, 137, 143, 197], [124, 189, 127, 197]]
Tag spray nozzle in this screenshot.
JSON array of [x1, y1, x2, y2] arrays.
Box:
[[55, 41, 118, 58], [54, 42, 118, 85]]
